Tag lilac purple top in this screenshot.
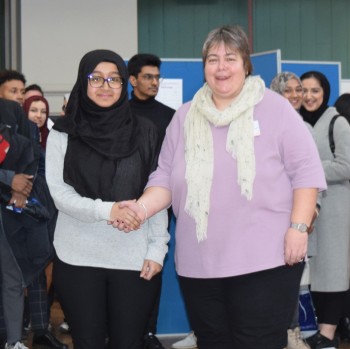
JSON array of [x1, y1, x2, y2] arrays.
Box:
[[147, 89, 326, 278]]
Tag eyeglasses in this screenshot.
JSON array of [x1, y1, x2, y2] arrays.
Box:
[[140, 74, 163, 82], [87, 75, 123, 89]]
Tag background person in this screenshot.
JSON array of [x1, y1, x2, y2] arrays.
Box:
[[270, 71, 319, 349], [0, 70, 26, 106], [128, 53, 175, 141], [0, 74, 66, 349], [47, 92, 71, 335], [23, 84, 57, 130], [46, 49, 169, 349], [300, 71, 350, 349], [334, 92, 350, 343], [117, 25, 326, 349], [24, 84, 44, 101], [0, 98, 34, 349], [59, 94, 70, 118], [334, 93, 350, 124], [270, 72, 304, 111], [24, 96, 50, 152], [23, 96, 66, 349], [128, 52, 175, 349]]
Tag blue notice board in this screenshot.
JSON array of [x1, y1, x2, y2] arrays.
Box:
[[251, 50, 281, 87], [160, 59, 204, 105]]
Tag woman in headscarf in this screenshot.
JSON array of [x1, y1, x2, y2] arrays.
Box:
[[300, 71, 350, 349], [45, 49, 169, 349], [23, 95, 50, 150]]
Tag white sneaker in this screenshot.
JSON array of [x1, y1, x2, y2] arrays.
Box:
[[5, 342, 29, 349], [171, 332, 197, 349]]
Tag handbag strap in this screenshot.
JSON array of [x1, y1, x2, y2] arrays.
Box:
[[328, 114, 340, 157]]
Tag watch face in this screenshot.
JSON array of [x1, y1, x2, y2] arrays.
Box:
[[299, 224, 308, 232], [291, 223, 308, 233]]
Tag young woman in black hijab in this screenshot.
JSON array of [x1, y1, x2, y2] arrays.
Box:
[[300, 71, 350, 349], [46, 50, 169, 349]]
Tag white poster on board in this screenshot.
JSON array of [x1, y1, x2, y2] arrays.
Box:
[[156, 79, 183, 110]]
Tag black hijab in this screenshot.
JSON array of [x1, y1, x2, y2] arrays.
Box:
[[54, 49, 138, 158], [299, 71, 331, 126], [54, 50, 142, 200]]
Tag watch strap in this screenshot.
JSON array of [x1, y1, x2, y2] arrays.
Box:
[[290, 222, 309, 233]]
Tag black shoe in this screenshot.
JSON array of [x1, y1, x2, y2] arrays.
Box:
[[0, 337, 5, 349], [338, 316, 350, 341], [306, 331, 339, 349], [143, 333, 165, 349], [32, 331, 68, 349]]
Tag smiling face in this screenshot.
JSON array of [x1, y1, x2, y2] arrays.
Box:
[[28, 100, 47, 128], [283, 78, 303, 110], [87, 62, 122, 108], [302, 77, 324, 112], [204, 42, 246, 110]]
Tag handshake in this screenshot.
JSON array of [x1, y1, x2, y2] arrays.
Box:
[[109, 200, 148, 233]]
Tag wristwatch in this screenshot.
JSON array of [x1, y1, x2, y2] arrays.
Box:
[[290, 222, 309, 233]]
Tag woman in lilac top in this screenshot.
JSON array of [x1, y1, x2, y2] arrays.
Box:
[[117, 25, 326, 349]]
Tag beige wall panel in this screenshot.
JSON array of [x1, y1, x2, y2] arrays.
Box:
[[21, 0, 137, 113]]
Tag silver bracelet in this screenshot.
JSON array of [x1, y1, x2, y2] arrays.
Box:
[[138, 202, 148, 223]]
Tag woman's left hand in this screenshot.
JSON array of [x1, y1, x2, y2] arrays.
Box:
[[284, 228, 308, 265], [140, 260, 162, 280]]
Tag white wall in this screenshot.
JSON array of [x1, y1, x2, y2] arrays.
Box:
[[21, 0, 137, 113], [341, 79, 350, 95]]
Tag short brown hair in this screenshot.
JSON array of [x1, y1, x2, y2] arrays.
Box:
[[202, 25, 253, 76]]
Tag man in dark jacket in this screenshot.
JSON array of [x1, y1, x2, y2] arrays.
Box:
[[0, 98, 34, 349], [0, 94, 66, 349]]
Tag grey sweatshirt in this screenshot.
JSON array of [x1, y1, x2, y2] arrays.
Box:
[[46, 129, 169, 270]]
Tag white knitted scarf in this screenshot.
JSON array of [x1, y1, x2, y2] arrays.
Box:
[[184, 75, 265, 242]]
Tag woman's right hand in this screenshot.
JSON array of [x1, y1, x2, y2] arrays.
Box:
[[109, 200, 142, 231]]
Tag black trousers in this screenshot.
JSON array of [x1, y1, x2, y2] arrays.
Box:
[[311, 290, 348, 324], [179, 263, 304, 349], [53, 256, 161, 349], [145, 273, 162, 334]]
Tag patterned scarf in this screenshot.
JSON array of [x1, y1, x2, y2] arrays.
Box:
[[184, 75, 265, 241]]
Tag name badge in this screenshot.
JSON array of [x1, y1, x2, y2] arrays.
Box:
[[253, 120, 261, 136]]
